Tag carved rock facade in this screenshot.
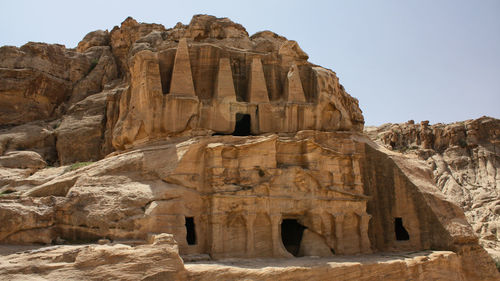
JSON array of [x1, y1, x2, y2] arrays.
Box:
[[0, 15, 498, 280], [112, 35, 364, 149], [146, 133, 371, 258]]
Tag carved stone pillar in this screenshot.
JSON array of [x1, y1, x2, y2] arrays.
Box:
[[359, 214, 372, 253], [351, 155, 363, 193], [270, 213, 282, 256], [270, 213, 293, 257], [199, 213, 208, 252], [320, 212, 333, 248], [310, 211, 322, 231], [333, 213, 344, 254], [210, 214, 225, 256], [245, 213, 256, 257]]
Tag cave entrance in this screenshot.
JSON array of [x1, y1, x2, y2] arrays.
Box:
[[233, 113, 251, 136], [185, 217, 197, 245], [281, 219, 306, 257], [394, 217, 409, 241]]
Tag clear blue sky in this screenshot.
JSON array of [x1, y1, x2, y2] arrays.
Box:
[[1, 0, 499, 125]]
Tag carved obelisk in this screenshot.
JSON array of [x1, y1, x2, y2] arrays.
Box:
[[169, 38, 196, 96], [284, 63, 306, 103], [214, 57, 236, 102], [248, 57, 269, 103]]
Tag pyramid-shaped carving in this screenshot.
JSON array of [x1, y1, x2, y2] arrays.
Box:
[[248, 57, 269, 103], [214, 58, 236, 102], [170, 38, 196, 96], [284, 63, 306, 103]]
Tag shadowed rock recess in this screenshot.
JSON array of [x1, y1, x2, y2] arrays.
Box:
[[366, 118, 500, 261], [0, 15, 498, 280]]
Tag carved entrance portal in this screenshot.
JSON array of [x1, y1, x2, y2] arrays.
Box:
[[233, 113, 251, 136], [394, 217, 410, 241], [185, 217, 197, 245], [281, 219, 306, 257]]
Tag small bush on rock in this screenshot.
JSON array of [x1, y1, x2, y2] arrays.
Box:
[[66, 161, 94, 172]]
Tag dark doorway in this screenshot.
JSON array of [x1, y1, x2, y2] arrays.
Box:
[[233, 113, 251, 136], [394, 217, 410, 241], [281, 219, 307, 256], [390, 141, 396, 149], [185, 217, 197, 245]]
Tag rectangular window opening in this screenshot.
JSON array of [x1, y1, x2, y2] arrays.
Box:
[[185, 216, 197, 245], [394, 217, 410, 241]]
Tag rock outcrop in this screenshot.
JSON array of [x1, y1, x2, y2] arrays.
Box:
[[366, 117, 500, 261], [0, 233, 187, 281], [110, 15, 364, 149], [0, 15, 498, 280]]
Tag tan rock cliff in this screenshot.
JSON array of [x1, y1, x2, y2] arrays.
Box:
[[366, 117, 500, 261], [0, 15, 498, 280]]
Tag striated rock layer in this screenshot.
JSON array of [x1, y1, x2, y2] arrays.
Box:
[[0, 15, 498, 280], [0, 246, 470, 281], [0, 233, 187, 281], [366, 117, 500, 260]]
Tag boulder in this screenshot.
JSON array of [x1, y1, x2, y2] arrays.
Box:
[[0, 151, 46, 169], [0, 122, 56, 163], [56, 92, 110, 165], [76, 30, 110, 53]]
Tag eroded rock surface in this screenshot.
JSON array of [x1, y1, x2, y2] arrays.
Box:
[[0, 15, 498, 280], [0, 233, 187, 281], [110, 14, 364, 149], [366, 117, 500, 259]]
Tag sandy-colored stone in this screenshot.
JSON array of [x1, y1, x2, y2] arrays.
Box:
[[1, 132, 498, 279], [248, 57, 270, 103], [0, 234, 187, 281], [283, 63, 306, 103], [56, 91, 111, 165], [76, 30, 110, 53], [213, 57, 236, 103], [169, 38, 196, 96], [298, 229, 334, 257], [0, 15, 498, 281], [109, 17, 165, 73], [68, 46, 118, 105], [0, 151, 46, 169], [111, 29, 364, 148], [186, 251, 468, 281], [0, 43, 96, 126], [366, 117, 500, 260]]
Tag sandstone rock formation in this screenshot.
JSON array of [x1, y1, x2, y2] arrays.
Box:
[[0, 233, 187, 280], [0, 246, 471, 281], [0, 15, 498, 280], [185, 251, 468, 281], [110, 15, 364, 149], [366, 117, 500, 259]]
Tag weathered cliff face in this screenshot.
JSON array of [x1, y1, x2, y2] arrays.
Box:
[[0, 132, 498, 280], [111, 15, 364, 149], [366, 117, 500, 258], [0, 41, 118, 126], [0, 133, 370, 257], [0, 14, 362, 164], [0, 15, 498, 280], [0, 33, 119, 165]]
